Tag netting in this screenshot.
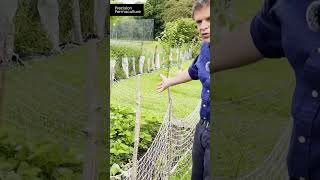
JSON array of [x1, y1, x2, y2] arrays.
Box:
[[211, 0, 295, 178], [111, 75, 295, 180], [125, 99, 200, 180], [214, 95, 292, 180], [111, 74, 201, 179], [109, 38, 200, 178], [236, 123, 291, 180], [111, 19, 154, 41], [212, 56, 295, 179]]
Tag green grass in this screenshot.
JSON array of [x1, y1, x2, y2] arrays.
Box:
[[110, 41, 202, 179], [3, 41, 107, 142], [111, 60, 202, 119], [212, 0, 296, 177], [213, 59, 295, 177], [232, 0, 263, 25], [0, 40, 109, 178], [111, 39, 201, 118]]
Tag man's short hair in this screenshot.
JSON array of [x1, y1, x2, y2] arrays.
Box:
[[192, 0, 210, 18]]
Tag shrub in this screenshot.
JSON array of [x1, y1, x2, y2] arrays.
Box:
[[157, 18, 201, 56], [110, 104, 162, 167], [14, 0, 96, 56], [110, 44, 142, 80]]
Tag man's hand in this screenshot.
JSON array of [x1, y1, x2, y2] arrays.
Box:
[[156, 70, 192, 93], [157, 74, 170, 93]]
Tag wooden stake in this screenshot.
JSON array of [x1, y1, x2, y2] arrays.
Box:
[[132, 74, 142, 180], [82, 40, 104, 180], [0, 69, 6, 127]]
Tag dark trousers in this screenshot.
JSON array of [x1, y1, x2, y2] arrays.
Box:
[[192, 121, 211, 180]]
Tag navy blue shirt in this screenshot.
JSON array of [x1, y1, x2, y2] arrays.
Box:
[[188, 42, 210, 121], [251, 0, 320, 179]]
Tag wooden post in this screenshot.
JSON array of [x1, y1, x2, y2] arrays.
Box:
[[131, 74, 142, 180], [82, 40, 104, 180], [165, 87, 173, 179], [0, 69, 6, 127]]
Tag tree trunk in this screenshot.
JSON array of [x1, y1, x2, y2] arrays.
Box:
[[94, 0, 107, 40], [37, 0, 60, 53], [0, 0, 17, 126], [215, 0, 234, 36], [72, 0, 83, 44], [0, 0, 18, 65]]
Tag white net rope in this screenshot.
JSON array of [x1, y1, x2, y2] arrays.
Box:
[[111, 74, 201, 179], [121, 101, 200, 180], [213, 79, 294, 180], [236, 123, 291, 180], [111, 74, 295, 179], [212, 124, 291, 180]]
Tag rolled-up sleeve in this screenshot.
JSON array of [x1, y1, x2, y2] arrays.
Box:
[[188, 56, 199, 80], [250, 0, 285, 58]]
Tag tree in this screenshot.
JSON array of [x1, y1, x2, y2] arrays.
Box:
[[143, 0, 194, 38], [213, 0, 235, 37], [162, 0, 193, 23], [94, 0, 107, 39], [0, 0, 19, 64], [158, 18, 200, 52], [38, 0, 61, 52], [143, 0, 167, 38], [72, 0, 83, 44]]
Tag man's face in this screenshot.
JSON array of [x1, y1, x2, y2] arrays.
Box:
[[194, 5, 210, 43]]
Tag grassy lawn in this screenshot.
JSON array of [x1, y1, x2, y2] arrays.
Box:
[[213, 0, 296, 178], [111, 60, 202, 119], [110, 41, 202, 179], [110, 39, 202, 118], [111, 60, 201, 179], [213, 59, 295, 177], [0, 40, 109, 178], [3, 41, 108, 142]]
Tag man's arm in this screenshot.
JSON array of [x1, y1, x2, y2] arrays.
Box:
[[212, 21, 264, 73], [157, 70, 192, 92]]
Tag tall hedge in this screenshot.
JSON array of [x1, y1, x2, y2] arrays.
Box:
[[15, 0, 51, 56], [14, 0, 96, 57]]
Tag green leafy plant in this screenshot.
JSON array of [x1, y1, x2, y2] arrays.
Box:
[[110, 104, 162, 168], [110, 44, 142, 79], [157, 18, 200, 56], [0, 128, 88, 180]]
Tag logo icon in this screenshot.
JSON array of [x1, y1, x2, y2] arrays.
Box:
[[306, 0, 320, 32], [205, 62, 210, 73]]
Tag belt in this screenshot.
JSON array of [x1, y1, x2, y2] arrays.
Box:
[[199, 119, 210, 128]]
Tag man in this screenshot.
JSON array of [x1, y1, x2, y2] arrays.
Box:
[[212, 0, 320, 179], [157, 0, 210, 179]]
